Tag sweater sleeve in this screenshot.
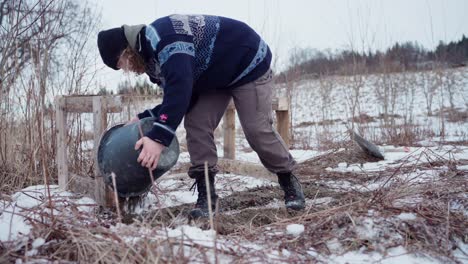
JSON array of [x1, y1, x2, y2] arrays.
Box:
[[144, 36, 195, 146], [137, 105, 161, 120]]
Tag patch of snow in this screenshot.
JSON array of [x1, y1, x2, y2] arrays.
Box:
[[75, 197, 96, 213], [164, 225, 216, 248], [0, 206, 31, 242], [397, 213, 417, 221], [450, 199, 468, 217], [308, 197, 334, 206], [25, 249, 38, 257], [307, 248, 320, 258], [355, 218, 378, 240], [328, 246, 442, 264], [327, 146, 468, 174], [159, 190, 198, 207], [0, 185, 96, 242], [12, 185, 57, 209], [326, 238, 343, 254], [338, 162, 347, 168], [381, 246, 441, 264], [135, 173, 277, 211], [176, 151, 191, 164], [393, 196, 424, 208], [32, 237, 45, 248], [281, 248, 291, 257], [453, 239, 468, 263], [286, 224, 305, 236]]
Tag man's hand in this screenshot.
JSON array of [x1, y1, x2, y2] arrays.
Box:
[[135, 137, 165, 170], [125, 116, 140, 126]]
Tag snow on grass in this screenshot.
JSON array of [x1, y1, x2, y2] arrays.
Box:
[[397, 212, 417, 221], [132, 172, 278, 213], [324, 246, 442, 264], [280, 67, 468, 146], [0, 205, 31, 242], [164, 225, 216, 248], [286, 224, 305, 236], [0, 185, 97, 242], [175, 148, 323, 169], [354, 217, 379, 240], [453, 239, 468, 263], [326, 145, 468, 174]]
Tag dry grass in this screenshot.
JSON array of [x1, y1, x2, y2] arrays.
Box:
[[1, 67, 467, 262], [1, 143, 467, 263]]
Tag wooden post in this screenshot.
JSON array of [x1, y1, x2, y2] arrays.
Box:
[[223, 101, 236, 159], [127, 104, 131, 120], [93, 96, 108, 206], [56, 96, 69, 190], [276, 110, 290, 148], [274, 97, 290, 148]]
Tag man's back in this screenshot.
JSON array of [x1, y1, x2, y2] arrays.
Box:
[[144, 14, 272, 90]]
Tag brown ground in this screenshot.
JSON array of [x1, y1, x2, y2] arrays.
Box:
[[125, 147, 380, 233]]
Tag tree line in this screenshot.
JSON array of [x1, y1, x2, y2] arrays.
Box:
[[278, 35, 468, 82]]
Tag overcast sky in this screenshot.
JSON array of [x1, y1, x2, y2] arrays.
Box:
[[94, 0, 468, 89]]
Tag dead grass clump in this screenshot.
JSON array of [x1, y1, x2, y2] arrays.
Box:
[[350, 113, 376, 123], [381, 124, 435, 146], [296, 146, 381, 176], [296, 119, 342, 127], [447, 109, 468, 123]]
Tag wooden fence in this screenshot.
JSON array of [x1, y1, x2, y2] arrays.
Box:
[[55, 95, 290, 206]]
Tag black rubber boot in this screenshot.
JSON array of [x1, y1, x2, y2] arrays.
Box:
[[277, 172, 305, 210], [189, 171, 218, 219]]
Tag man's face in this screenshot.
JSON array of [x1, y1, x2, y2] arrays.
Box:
[[117, 53, 132, 72], [117, 49, 145, 74]]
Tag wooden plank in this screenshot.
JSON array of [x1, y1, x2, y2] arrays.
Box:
[[165, 159, 277, 181], [276, 110, 290, 148], [271, 97, 289, 111], [92, 96, 109, 206], [226, 97, 288, 111], [218, 158, 277, 182], [64, 96, 123, 113], [223, 102, 236, 160], [64, 95, 165, 113], [162, 159, 277, 183], [120, 95, 163, 103], [56, 96, 69, 190]]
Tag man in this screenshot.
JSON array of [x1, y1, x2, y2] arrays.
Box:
[[97, 14, 305, 219]]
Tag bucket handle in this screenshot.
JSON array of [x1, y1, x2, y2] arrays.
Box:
[[148, 109, 156, 118]]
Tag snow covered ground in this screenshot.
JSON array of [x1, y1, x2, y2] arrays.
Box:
[[1, 141, 467, 263], [1, 68, 467, 263]]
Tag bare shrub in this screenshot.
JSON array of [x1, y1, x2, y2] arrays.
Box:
[[0, 0, 101, 194]]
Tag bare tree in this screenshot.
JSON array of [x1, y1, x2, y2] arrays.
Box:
[[0, 0, 101, 192]]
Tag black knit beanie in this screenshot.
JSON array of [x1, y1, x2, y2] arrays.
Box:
[[97, 27, 128, 70]]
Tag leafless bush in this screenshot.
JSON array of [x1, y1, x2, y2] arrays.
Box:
[[0, 0, 101, 194], [420, 70, 439, 117]]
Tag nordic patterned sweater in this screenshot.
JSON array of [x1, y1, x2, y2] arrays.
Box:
[[135, 14, 272, 147]]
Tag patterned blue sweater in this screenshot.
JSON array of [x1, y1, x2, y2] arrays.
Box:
[[136, 15, 272, 146]]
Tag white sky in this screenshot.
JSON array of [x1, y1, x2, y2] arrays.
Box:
[[93, 0, 468, 89]]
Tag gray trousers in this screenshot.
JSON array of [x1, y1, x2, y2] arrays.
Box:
[[184, 70, 296, 176]]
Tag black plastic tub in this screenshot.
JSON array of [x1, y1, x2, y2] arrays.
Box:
[[97, 117, 179, 197]]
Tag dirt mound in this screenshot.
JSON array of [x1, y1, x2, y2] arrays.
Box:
[[296, 147, 381, 177]]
